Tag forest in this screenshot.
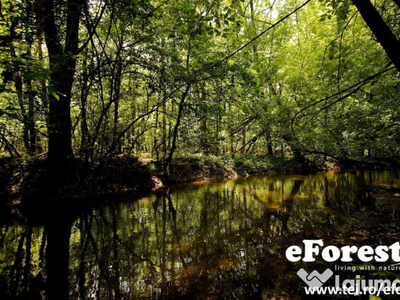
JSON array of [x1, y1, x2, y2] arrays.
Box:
[[0, 0, 400, 192], [2, 1, 400, 299]]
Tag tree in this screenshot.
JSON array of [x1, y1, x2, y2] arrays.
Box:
[[352, 0, 400, 73], [1, 0, 400, 165], [40, 0, 83, 164]]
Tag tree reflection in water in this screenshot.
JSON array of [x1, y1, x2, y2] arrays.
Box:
[[0, 170, 399, 299]]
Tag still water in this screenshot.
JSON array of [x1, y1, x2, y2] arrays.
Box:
[[1, 170, 400, 299]]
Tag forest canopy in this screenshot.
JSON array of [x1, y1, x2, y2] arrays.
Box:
[[0, 0, 399, 166]]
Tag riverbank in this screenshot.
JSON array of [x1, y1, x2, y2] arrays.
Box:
[[0, 156, 154, 205], [159, 153, 319, 184], [0, 154, 315, 205], [0, 153, 395, 207]]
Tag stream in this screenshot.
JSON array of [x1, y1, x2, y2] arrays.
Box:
[[1, 170, 400, 299]]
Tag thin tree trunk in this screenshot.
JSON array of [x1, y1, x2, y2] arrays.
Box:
[[267, 133, 273, 156], [200, 84, 208, 153], [162, 99, 167, 158], [24, 5, 37, 154], [154, 106, 159, 159], [80, 49, 90, 160], [10, 33, 30, 153], [14, 72, 30, 153], [25, 77, 37, 154], [132, 102, 137, 153], [166, 84, 191, 166], [36, 26, 47, 153], [112, 57, 122, 154], [0, 132, 21, 158]]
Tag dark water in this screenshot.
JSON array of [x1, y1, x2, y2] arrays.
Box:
[[1, 170, 400, 299]]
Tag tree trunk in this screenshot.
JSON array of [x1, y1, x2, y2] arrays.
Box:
[[166, 84, 191, 167], [266, 133, 273, 156], [352, 0, 400, 73], [10, 37, 31, 154], [14, 71, 30, 153], [36, 27, 47, 153], [154, 107, 159, 159], [42, 0, 83, 164], [47, 64, 75, 162], [112, 58, 122, 154], [162, 99, 167, 158], [25, 78, 37, 154], [24, 5, 37, 154], [80, 50, 89, 159], [200, 84, 209, 153]]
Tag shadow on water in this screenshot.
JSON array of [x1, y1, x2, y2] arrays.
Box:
[[1, 170, 400, 299]]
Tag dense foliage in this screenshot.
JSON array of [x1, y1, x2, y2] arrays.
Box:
[[1, 0, 399, 165]]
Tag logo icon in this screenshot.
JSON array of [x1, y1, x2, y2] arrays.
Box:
[[297, 268, 333, 288]]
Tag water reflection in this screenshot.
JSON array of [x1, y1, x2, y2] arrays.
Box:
[[1, 170, 400, 299]]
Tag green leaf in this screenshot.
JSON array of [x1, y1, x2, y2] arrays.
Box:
[[51, 91, 60, 101]]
